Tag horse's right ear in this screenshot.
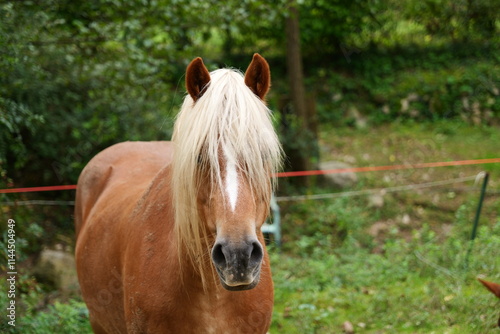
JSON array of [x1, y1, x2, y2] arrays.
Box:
[[186, 57, 211, 102]]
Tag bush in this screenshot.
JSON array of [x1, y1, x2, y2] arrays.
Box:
[[18, 301, 91, 334], [315, 43, 500, 126]]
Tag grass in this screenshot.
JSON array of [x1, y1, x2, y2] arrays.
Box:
[[270, 220, 500, 333], [271, 120, 500, 333], [1, 120, 499, 333], [315, 120, 500, 234]]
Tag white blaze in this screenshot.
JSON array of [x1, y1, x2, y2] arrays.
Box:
[[224, 147, 239, 211]]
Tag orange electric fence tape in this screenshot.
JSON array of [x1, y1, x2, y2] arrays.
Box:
[[274, 158, 500, 177], [1, 158, 499, 194]]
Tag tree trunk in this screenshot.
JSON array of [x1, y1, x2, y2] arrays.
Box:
[[285, 3, 317, 182]]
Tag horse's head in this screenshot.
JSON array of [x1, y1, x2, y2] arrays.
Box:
[[198, 150, 271, 291], [174, 54, 280, 291]]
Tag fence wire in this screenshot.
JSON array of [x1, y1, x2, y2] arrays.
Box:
[[275, 174, 483, 202]]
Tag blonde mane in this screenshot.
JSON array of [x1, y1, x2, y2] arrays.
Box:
[[171, 68, 282, 284]]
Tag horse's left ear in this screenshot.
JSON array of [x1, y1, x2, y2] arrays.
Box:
[[244, 53, 271, 100], [186, 57, 211, 102]]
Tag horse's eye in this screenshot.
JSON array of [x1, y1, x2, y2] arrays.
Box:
[[197, 195, 209, 206], [197, 154, 205, 166]]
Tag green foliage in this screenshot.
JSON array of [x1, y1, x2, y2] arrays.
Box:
[[0, 221, 44, 261], [18, 300, 91, 334], [299, 0, 382, 57], [0, 98, 44, 170], [315, 43, 499, 126], [400, 0, 498, 39], [0, 246, 90, 333], [0, 296, 91, 334], [0, 0, 201, 188], [1, 0, 498, 190]]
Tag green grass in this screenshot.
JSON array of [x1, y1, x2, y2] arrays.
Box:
[[272, 120, 500, 333], [270, 221, 500, 333], [316, 120, 500, 227]]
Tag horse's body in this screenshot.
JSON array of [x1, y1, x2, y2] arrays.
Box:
[[75, 54, 281, 333]]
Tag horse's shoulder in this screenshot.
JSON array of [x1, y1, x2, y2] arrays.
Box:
[[75, 141, 174, 231]]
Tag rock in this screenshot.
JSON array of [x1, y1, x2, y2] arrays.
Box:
[[462, 96, 470, 110], [409, 109, 420, 118], [342, 155, 357, 164], [319, 161, 358, 189], [400, 98, 409, 113], [332, 93, 343, 102], [347, 106, 367, 129], [368, 193, 384, 208], [472, 101, 481, 125], [342, 321, 355, 333], [34, 249, 79, 291], [407, 93, 419, 101], [368, 221, 389, 238], [382, 104, 390, 114]]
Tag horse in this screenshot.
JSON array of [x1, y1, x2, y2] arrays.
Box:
[[74, 54, 282, 333]]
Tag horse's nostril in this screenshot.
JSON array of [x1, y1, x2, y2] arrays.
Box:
[[249, 241, 263, 266], [212, 240, 263, 272], [212, 243, 226, 268]]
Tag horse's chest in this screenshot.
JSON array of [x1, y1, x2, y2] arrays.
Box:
[[192, 296, 235, 332], [186, 294, 270, 334]]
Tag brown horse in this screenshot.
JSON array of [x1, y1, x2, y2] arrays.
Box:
[[75, 54, 282, 333]]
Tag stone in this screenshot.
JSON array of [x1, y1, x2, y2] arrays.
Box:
[[382, 104, 390, 114], [34, 249, 79, 291], [368, 193, 384, 208], [319, 161, 358, 189], [342, 321, 355, 333], [400, 98, 409, 113], [347, 106, 367, 129], [368, 221, 389, 238]]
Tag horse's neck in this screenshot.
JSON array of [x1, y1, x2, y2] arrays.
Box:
[[179, 238, 218, 289], [179, 265, 236, 319]]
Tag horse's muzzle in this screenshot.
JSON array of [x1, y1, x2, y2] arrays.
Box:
[[211, 238, 264, 291]]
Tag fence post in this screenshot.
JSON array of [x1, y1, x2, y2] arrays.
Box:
[[464, 172, 489, 269]]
